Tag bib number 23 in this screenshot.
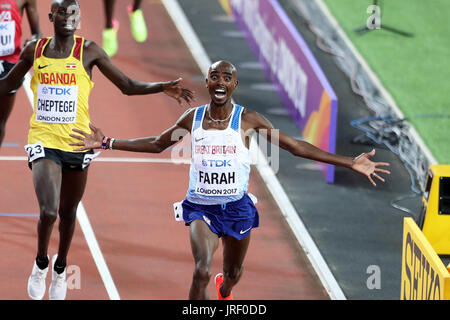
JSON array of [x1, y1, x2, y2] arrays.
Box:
[[24, 142, 45, 162]]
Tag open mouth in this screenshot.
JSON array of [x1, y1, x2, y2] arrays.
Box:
[[214, 88, 227, 100], [63, 23, 75, 30]]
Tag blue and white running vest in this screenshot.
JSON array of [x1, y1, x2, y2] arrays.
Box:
[[186, 104, 251, 205]]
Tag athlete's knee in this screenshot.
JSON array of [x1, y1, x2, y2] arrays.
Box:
[[193, 264, 212, 284], [58, 207, 77, 223], [39, 207, 58, 224]]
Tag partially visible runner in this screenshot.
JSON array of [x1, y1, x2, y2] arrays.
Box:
[[0, 0, 41, 147], [0, 0, 193, 300], [102, 0, 147, 57], [70, 60, 390, 300]]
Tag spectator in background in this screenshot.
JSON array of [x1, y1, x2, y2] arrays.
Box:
[[0, 0, 41, 147]]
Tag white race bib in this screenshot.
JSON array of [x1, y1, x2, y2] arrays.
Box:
[[173, 201, 184, 222], [0, 21, 15, 57], [36, 84, 79, 124], [194, 157, 239, 197], [82, 151, 100, 169], [24, 141, 45, 162]]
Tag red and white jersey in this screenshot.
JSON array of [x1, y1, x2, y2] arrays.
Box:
[[0, 0, 22, 63]]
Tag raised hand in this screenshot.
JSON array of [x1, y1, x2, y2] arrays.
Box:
[[69, 123, 105, 151], [351, 149, 390, 186], [161, 78, 194, 106]]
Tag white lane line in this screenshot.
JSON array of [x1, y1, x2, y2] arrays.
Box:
[[161, 0, 346, 300], [96, 157, 190, 164], [22, 72, 121, 300], [0, 156, 27, 161], [0, 155, 190, 164], [23, 72, 33, 106], [76, 203, 120, 300]]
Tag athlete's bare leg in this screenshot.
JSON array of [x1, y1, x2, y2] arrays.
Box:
[[0, 94, 16, 147], [103, 0, 115, 29], [132, 0, 142, 11], [189, 219, 219, 300], [220, 233, 251, 298], [56, 169, 89, 267], [32, 159, 62, 260]]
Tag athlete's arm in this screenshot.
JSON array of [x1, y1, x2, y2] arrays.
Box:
[[70, 108, 195, 153], [243, 109, 390, 186], [0, 41, 35, 96], [84, 41, 194, 105], [24, 0, 42, 41]]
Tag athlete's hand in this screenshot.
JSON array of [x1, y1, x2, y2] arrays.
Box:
[[161, 78, 194, 107], [69, 123, 105, 151], [351, 149, 390, 186]]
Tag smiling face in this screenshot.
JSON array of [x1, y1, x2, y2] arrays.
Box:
[[206, 61, 238, 107], [49, 0, 81, 37]]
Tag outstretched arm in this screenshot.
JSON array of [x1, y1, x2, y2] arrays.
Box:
[[70, 108, 195, 153], [24, 0, 42, 41], [0, 41, 35, 96], [244, 109, 390, 186], [85, 41, 194, 105]]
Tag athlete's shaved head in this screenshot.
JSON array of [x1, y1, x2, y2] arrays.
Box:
[[206, 60, 239, 107], [49, 0, 81, 35], [208, 61, 237, 79], [51, 0, 79, 12]]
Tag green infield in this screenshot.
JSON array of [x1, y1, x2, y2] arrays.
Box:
[[323, 0, 450, 163]]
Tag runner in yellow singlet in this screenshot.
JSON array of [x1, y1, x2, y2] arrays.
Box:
[[28, 35, 93, 152], [0, 0, 193, 300]]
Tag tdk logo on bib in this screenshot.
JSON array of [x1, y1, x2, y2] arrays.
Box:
[[36, 84, 79, 124], [202, 159, 232, 167], [41, 87, 72, 96]]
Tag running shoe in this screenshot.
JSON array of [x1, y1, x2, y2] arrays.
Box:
[[128, 5, 147, 43], [49, 254, 67, 300], [102, 19, 119, 57], [27, 257, 49, 300], [215, 273, 233, 300]]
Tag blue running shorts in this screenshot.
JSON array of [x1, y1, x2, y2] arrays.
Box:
[[182, 193, 259, 240]]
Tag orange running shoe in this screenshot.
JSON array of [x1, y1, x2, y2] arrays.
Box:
[[215, 273, 233, 300]]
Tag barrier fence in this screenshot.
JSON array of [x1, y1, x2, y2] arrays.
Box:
[[401, 218, 450, 300]]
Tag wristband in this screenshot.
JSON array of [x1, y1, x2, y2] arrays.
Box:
[[101, 136, 112, 150], [109, 138, 115, 150]]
